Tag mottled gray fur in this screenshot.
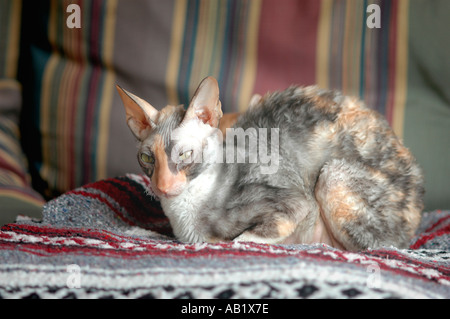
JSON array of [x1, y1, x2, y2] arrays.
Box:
[[127, 83, 424, 250]]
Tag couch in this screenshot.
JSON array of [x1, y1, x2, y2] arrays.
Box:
[[0, 0, 448, 299]]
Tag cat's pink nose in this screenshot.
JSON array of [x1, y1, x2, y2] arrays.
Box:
[[157, 186, 169, 195], [155, 184, 177, 198]]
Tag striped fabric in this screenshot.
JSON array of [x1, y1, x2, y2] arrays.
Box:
[[0, 114, 45, 208], [166, 0, 262, 113], [0, 81, 45, 217], [0, 0, 45, 219], [0, 0, 21, 79], [24, 0, 117, 196], [9, 0, 450, 211], [166, 0, 408, 134], [316, 0, 409, 137], [1, 174, 448, 299]]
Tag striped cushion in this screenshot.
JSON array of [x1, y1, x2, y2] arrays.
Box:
[[0, 0, 21, 80], [14, 0, 450, 211], [0, 81, 45, 223], [0, 0, 45, 223]]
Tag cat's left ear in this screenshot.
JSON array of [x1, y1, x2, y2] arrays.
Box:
[[116, 85, 159, 141], [183, 76, 223, 128]]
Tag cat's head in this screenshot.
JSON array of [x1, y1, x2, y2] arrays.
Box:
[[117, 77, 223, 199]]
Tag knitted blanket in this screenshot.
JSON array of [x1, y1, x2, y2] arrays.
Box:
[[0, 174, 449, 299]]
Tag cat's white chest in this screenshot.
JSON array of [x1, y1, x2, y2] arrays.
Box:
[[160, 166, 219, 243]]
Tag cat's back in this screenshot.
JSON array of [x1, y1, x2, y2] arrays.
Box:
[[236, 85, 402, 164], [221, 85, 423, 248], [233, 85, 423, 193], [236, 86, 345, 132]]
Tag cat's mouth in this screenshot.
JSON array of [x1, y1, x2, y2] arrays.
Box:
[[157, 192, 179, 199], [145, 182, 179, 200], [150, 184, 184, 200]]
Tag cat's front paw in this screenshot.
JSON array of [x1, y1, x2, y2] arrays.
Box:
[[123, 226, 167, 239], [233, 231, 280, 245]]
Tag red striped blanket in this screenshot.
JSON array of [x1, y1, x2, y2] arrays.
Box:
[[0, 174, 449, 299]]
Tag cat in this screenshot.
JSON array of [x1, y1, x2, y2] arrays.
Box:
[[116, 76, 424, 251]]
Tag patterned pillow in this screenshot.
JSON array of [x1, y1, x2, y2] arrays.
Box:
[[0, 81, 45, 224], [0, 1, 44, 224], [13, 0, 450, 212]]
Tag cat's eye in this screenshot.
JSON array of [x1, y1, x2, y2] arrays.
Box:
[[179, 150, 193, 162], [140, 152, 154, 164]]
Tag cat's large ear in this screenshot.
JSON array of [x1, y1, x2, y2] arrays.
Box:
[[116, 85, 159, 140], [183, 76, 223, 128]]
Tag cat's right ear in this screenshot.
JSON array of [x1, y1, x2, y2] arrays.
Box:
[[183, 76, 223, 128], [116, 85, 159, 141]]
